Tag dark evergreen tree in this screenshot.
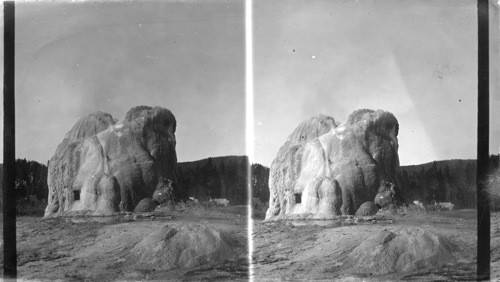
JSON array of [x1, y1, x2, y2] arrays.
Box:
[[14, 158, 49, 202]]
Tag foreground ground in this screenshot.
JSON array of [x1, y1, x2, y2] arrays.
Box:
[[252, 208, 497, 281], [0, 205, 249, 281], [2, 207, 500, 280]]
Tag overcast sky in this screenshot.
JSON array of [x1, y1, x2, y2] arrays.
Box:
[[8, 0, 245, 164], [253, 0, 500, 167]]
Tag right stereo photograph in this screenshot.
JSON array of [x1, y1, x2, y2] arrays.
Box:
[[251, 0, 499, 280]]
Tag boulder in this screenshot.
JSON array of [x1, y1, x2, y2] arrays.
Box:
[[355, 201, 379, 216], [266, 109, 402, 219], [45, 106, 182, 217], [346, 227, 454, 275], [133, 198, 158, 213]]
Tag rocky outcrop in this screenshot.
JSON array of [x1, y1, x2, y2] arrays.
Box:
[[45, 106, 180, 217], [266, 109, 401, 219]]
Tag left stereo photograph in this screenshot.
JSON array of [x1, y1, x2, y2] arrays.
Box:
[[1, 1, 248, 280]]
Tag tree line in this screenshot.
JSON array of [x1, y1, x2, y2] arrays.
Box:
[[3, 156, 252, 207], [177, 156, 249, 205], [249, 155, 500, 210], [6, 155, 499, 210], [12, 158, 49, 201], [397, 159, 477, 208], [251, 163, 270, 203]]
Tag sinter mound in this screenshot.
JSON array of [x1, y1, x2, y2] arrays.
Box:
[[126, 223, 238, 271], [266, 109, 403, 219], [45, 106, 184, 217], [345, 227, 454, 275]]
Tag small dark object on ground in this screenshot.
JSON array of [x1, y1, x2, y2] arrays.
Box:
[[355, 201, 379, 216]]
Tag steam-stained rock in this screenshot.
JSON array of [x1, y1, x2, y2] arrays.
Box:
[[45, 106, 180, 217], [153, 177, 174, 206], [266, 109, 402, 219], [375, 180, 403, 209]]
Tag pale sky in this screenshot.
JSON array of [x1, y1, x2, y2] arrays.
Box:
[[1, 0, 499, 167], [253, 0, 500, 167], [8, 0, 245, 164]]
